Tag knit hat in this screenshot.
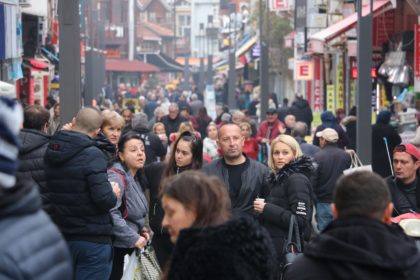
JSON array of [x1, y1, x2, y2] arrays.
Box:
[[0, 97, 23, 188]]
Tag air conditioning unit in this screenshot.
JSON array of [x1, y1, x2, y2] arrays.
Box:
[[19, 0, 31, 7]]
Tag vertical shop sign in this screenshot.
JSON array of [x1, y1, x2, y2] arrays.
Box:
[[415, 24, 420, 92], [326, 84, 335, 112], [350, 79, 356, 109], [313, 58, 322, 112], [336, 62, 344, 109]]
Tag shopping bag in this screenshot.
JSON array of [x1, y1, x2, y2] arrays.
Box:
[[139, 245, 162, 280], [343, 152, 372, 175], [280, 215, 303, 278], [121, 251, 142, 280]]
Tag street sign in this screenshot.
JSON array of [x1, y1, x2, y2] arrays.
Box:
[[295, 61, 313, 80], [269, 0, 289, 11]]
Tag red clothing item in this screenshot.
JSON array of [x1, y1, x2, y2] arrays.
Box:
[[256, 119, 285, 144], [242, 138, 259, 160]]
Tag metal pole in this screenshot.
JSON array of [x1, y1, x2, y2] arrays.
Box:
[[59, 0, 82, 123], [259, 0, 269, 120], [356, 0, 373, 163], [227, 3, 236, 108]]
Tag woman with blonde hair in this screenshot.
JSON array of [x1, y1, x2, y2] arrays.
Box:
[[254, 134, 313, 273], [169, 121, 201, 143], [203, 122, 220, 161], [96, 110, 125, 163]]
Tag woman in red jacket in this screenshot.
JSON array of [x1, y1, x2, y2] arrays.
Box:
[[240, 121, 259, 160]]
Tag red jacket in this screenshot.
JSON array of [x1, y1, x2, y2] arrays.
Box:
[[242, 138, 259, 160], [256, 119, 285, 143]]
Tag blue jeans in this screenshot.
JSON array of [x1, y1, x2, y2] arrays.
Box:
[[67, 241, 113, 280], [316, 203, 333, 232]]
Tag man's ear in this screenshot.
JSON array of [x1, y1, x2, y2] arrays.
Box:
[[383, 202, 394, 225], [331, 203, 338, 220]]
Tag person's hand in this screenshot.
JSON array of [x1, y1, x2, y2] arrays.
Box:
[[111, 182, 120, 199], [141, 229, 151, 241], [135, 236, 147, 249], [279, 126, 286, 134], [159, 134, 168, 142], [345, 149, 355, 156], [253, 198, 266, 214], [261, 138, 270, 144], [61, 122, 73, 130]]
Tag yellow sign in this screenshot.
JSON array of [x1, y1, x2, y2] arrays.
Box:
[[350, 80, 356, 109], [49, 83, 59, 89], [123, 98, 140, 112], [336, 62, 344, 109], [326, 84, 335, 112]]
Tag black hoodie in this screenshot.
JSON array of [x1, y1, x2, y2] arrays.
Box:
[[44, 130, 117, 243], [285, 217, 420, 280]]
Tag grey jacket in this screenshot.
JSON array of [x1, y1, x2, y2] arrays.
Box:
[[202, 156, 269, 216], [108, 162, 148, 248]]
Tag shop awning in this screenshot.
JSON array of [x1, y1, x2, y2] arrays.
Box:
[[236, 36, 257, 58], [310, 0, 392, 44], [137, 52, 184, 72], [105, 59, 158, 73]]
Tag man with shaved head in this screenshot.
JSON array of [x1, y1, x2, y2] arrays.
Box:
[[44, 107, 120, 279]]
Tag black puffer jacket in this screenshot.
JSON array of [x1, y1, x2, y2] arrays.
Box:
[[95, 131, 116, 166], [289, 98, 313, 132], [17, 129, 51, 212], [44, 130, 117, 243], [285, 217, 420, 280], [166, 217, 277, 280], [0, 178, 73, 280], [260, 156, 314, 259]]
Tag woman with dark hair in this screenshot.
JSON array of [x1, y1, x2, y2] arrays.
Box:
[[107, 132, 150, 280], [160, 171, 276, 280], [197, 107, 212, 138], [144, 131, 203, 267]]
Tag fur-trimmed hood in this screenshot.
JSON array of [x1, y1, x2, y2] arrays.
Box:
[[269, 155, 315, 184], [166, 217, 277, 280]]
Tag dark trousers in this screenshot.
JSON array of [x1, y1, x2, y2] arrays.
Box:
[[109, 247, 134, 280], [67, 240, 113, 280], [152, 233, 173, 268]]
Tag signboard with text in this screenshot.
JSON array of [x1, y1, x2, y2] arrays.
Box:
[[313, 58, 323, 112], [415, 24, 420, 92], [269, 0, 289, 11], [326, 85, 336, 112], [295, 61, 313, 81], [336, 62, 344, 109]]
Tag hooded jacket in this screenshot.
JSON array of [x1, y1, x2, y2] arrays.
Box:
[[313, 111, 349, 149], [260, 156, 314, 258], [166, 217, 277, 280], [289, 98, 313, 132], [0, 178, 73, 280], [17, 129, 51, 212], [44, 130, 117, 243], [284, 217, 420, 280]]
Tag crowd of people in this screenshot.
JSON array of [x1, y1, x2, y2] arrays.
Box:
[[2, 83, 420, 280]]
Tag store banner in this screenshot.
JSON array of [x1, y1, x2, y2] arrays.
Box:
[[336, 62, 344, 109], [294, 0, 306, 29], [313, 57, 323, 112], [295, 61, 313, 81], [415, 24, 420, 92], [326, 84, 335, 112]]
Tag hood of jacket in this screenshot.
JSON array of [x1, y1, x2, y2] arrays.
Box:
[[269, 155, 314, 183], [341, 115, 357, 126], [305, 217, 420, 277], [19, 129, 50, 155], [321, 111, 336, 128], [169, 217, 276, 279], [95, 131, 116, 155], [293, 98, 309, 109], [44, 130, 95, 165], [0, 178, 39, 219]]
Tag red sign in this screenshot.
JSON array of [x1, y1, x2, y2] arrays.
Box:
[[270, 0, 288, 11], [415, 24, 420, 92], [373, 10, 395, 48], [351, 67, 377, 79], [313, 58, 322, 112], [295, 61, 313, 80]]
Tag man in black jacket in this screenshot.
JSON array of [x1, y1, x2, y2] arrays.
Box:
[[313, 128, 351, 231], [202, 123, 269, 217], [289, 94, 313, 134], [44, 107, 120, 280], [285, 171, 420, 280], [161, 103, 186, 141], [17, 105, 51, 213], [131, 112, 166, 165], [0, 97, 73, 280], [386, 143, 420, 216]]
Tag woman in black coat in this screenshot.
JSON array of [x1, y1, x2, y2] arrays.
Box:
[[144, 131, 203, 267], [254, 135, 314, 269]]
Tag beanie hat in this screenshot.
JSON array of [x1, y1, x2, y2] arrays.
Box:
[[0, 97, 23, 188]]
